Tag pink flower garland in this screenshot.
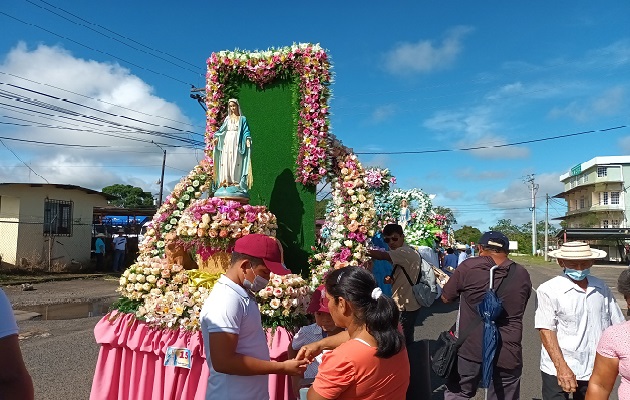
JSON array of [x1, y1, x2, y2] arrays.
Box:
[[205, 44, 331, 186]]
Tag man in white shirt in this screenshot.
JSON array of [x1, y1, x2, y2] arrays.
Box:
[[200, 234, 308, 400], [535, 241, 625, 399], [111, 229, 127, 272]]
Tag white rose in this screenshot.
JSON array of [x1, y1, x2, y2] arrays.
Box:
[[270, 299, 281, 309]]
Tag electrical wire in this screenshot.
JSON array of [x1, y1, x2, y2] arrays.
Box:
[[29, 0, 202, 71], [1, 81, 204, 137], [354, 125, 627, 155], [0, 70, 204, 129], [0, 138, 49, 182], [24, 0, 204, 76], [0, 11, 194, 86]]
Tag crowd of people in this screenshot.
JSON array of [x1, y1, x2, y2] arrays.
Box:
[[3, 225, 628, 399], [199, 227, 629, 400]]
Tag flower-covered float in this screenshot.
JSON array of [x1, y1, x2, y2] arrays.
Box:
[[90, 44, 380, 400]]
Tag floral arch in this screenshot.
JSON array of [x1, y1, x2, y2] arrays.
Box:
[[114, 43, 445, 331]]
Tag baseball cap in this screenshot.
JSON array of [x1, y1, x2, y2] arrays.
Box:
[[478, 231, 509, 251], [307, 285, 330, 313], [233, 234, 291, 275]]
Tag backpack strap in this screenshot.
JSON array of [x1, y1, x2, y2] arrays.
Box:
[[391, 257, 423, 286], [454, 263, 517, 346]]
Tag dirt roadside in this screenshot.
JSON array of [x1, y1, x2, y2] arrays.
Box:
[[2, 277, 120, 307]]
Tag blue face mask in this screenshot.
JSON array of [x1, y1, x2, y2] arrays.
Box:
[[564, 268, 591, 281]]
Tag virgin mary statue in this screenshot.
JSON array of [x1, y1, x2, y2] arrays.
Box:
[[213, 99, 252, 199]]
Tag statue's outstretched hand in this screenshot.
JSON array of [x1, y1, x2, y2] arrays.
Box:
[[246, 138, 251, 148]]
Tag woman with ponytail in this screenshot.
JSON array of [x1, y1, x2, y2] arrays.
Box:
[[307, 267, 409, 400]]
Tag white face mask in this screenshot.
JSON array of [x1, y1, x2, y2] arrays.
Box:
[[243, 266, 269, 293]]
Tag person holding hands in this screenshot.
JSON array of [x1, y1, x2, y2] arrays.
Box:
[[200, 234, 308, 400]]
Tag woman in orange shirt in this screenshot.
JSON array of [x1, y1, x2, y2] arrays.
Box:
[[307, 267, 410, 400]]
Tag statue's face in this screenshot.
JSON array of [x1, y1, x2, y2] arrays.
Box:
[[229, 101, 239, 115]]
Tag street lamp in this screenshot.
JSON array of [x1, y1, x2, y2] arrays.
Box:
[[151, 141, 166, 206]]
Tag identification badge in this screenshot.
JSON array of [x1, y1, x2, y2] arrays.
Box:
[[164, 346, 192, 369]]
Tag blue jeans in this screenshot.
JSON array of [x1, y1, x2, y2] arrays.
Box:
[[112, 250, 125, 272]]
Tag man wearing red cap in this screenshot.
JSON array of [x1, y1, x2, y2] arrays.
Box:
[[200, 234, 308, 400]]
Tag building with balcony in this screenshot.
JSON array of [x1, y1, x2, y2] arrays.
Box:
[[554, 156, 630, 262]]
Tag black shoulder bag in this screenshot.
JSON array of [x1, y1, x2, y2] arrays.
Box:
[[431, 263, 517, 378]]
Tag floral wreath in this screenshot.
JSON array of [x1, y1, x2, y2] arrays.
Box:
[[205, 43, 332, 186], [309, 139, 376, 287], [139, 160, 213, 258]]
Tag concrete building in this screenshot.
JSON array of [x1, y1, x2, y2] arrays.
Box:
[[554, 156, 630, 262], [0, 183, 114, 270]]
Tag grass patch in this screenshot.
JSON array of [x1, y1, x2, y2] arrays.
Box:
[[510, 254, 556, 267]]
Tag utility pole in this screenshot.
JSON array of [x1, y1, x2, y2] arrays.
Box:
[[152, 141, 166, 206], [545, 194, 549, 261], [524, 174, 539, 255]]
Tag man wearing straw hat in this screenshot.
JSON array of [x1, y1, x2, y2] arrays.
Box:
[[535, 241, 625, 399]]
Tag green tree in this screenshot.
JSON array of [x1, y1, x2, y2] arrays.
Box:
[[102, 184, 154, 208], [433, 205, 457, 227], [314, 199, 330, 220], [488, 219, 530, 253], [453, 225, 482, 245]]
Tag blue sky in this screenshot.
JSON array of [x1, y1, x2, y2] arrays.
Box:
[[0, 1, 628, 230]]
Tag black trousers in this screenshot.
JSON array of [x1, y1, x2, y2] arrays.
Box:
[[541, 371, 588, 400], [400, 309, 420, 345]]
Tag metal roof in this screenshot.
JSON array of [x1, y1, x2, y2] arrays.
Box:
[[556, 228, 630, 240], [0, 183, 118, 200]]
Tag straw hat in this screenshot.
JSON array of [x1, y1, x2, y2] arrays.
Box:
[[548, 241, 607, 260]]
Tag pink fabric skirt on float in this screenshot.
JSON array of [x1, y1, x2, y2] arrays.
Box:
[[90, 311, 295, 400]]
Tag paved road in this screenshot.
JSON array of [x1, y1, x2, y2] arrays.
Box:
[[4, 264, 628, 400]]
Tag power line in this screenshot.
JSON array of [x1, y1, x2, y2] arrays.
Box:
[[0, 11, 193, 86], [0, 85, 205, 147], [0, 121, 202, 148], [355, 125, 627, 155], [1, 81, 204, 137], [0, 138, 49, 183], [0, 70, 204, 129], [24, 0, 204, 76], [29, 0, 202, 72]]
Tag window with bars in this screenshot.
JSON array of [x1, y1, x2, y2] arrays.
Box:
[[612, 219, 620, 228], [44, 199, 73, 236], [611, 191, 620, 205], [602, 219, 609, 228], [579, 197, 585, 209], [602, 192, 609, 205], [597, 166, 608, 177], [583, 174, 588, 182]]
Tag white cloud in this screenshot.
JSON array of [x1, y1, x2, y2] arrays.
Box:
[[0, 42, 201, 194], [384, 26, 474, 75], [484, 81, 572, 101], [370, 104, 396, 122], [618, 136, 630, 153], [548, 86, 626, 122], [423, 106, 529, 159]]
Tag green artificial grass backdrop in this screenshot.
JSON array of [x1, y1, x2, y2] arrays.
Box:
[[235, 79, 316, 275]]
